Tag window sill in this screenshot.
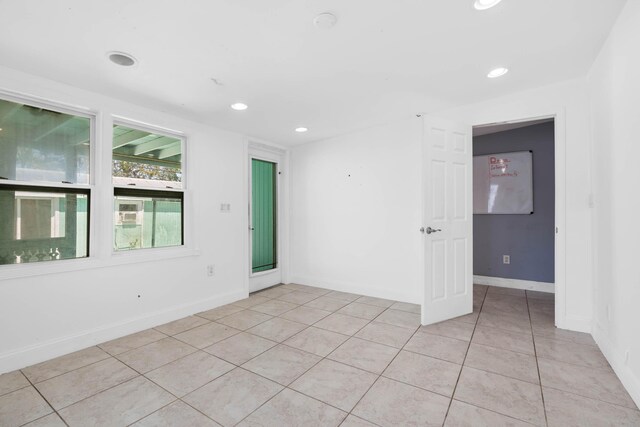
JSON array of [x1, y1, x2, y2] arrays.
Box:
[[0, 247, 201, 281]]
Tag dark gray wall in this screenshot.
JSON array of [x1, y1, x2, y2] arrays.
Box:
[[473, 122, 555, 283]]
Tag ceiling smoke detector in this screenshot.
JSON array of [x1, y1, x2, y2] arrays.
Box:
[[107, 51, 137, 67], [313, 13, 337, 29]]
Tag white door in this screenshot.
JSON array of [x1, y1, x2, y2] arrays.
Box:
[[421, 116, 473, 325]]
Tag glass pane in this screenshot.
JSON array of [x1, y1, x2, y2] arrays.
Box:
[[112, 125, 182, 189], [0, 98, 90, 184], [0, 187, 89, 265], [251, 159, 277, 273], [114, 193, 182, 251]]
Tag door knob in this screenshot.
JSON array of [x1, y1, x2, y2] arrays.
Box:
[[421, 226, 441, 234]]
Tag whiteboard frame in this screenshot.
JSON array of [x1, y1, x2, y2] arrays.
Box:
[[473, 150, 534, 215]]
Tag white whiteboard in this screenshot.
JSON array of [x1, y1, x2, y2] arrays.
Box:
[[473, 151, 533, 214]]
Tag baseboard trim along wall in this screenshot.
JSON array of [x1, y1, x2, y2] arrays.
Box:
[[0, 289, 247, 375], [473, 275, 555, 293], [593, 322, 640, 409], [288, 276, 420, 305]]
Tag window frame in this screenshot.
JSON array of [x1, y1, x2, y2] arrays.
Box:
[[110, 118, 186, 254], [113, 187, 184, 251], [0, 90, 96, 268], [1, 183, 91, 260]]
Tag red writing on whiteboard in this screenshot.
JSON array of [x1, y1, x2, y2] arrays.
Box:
[[488, 156, 518, 178]]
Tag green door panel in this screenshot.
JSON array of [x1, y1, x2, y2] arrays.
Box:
[[251, 159, 277, 273]]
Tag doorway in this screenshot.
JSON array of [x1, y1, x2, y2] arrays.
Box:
[[472, 117, 557, 326], [248, 143, 286, 292]]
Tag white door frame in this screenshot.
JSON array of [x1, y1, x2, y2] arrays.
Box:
[[247, 141, 289, 292], [471, 110, 567, 329]]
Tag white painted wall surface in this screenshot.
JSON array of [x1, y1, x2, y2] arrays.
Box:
[[289, 119, 423, 303], [0, 66, 252, 373], [587, 0, 640, 407], [436, 79, 594, 333]]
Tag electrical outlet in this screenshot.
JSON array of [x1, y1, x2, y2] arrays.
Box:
[[503, 255, 510, 264], [625, 350, 630, 365], [207, 265, 215, 277]]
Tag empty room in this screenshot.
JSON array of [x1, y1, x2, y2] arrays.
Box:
[[0, 1, 639, 426]]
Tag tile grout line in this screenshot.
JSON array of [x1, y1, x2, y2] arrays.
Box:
[[526, 289, 550, 427], [231, 287, 421, 426], [337, 305, 427, 426], [19, 368, 70, 427], [441, 286, 487, 426]]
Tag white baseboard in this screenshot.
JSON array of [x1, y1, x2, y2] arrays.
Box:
[[288, 275, 420, 305], [557, 315, 592, 334], [593, 322, 640, 409], [0, 289, 247, 374], [473, 275, 555, 293]]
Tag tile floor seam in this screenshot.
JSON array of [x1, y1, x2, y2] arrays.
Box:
[[462, 344, 541, 386], [98, 331, 170, 357], [0, 383, 31, 399], [20, 349, 113, 384], [527, 290, 550, 427], [47, 374, 147, 418], [534, 354, 615, 371], [177, 397, 226, 426], [123, 398, 179, 427], [339, 310, 430, 426], [113, 342, 200, 377], [141, 336, 281, 401], [442, 287, 487, 425], [232, 294, 418, 426], [19, 365, 70, 427], [377, 372, 457, 401], [539, 383, 640, 411], [170, 322, 244, 348], [448, 398, 540, 427], [152, 320, 212, 337]]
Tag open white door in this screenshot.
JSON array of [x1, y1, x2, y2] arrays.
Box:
[[421, 116, 473, 325]]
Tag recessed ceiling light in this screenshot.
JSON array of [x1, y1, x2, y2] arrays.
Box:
[[230, 102, 248, 111], [487, 67, 509, 78], [295, 127, 308, 133], [474, 0, 503, 10], [313, 13, 338, 29], [107, 51, 137, 67]]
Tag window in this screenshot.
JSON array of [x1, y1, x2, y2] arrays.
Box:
[[0, 97, 92, 265], [112, 124, 184, 251]]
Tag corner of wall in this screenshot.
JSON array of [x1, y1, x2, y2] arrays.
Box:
[[593, 322, 640, 409]]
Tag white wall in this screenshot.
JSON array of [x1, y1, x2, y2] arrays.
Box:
[[0, 66, 252, 373], [587, 0, 640, 407], [289, 119, 423, 303], [436, 79, 594, 333], [289, 78, 595, 328]]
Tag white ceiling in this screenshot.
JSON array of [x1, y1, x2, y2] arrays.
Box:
[[0, 0, 626, 146]]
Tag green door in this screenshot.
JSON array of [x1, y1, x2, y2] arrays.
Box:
[[251, 159, 277, 273]]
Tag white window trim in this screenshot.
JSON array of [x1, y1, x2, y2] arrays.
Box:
[[0, 89, 97, 279], [0, 91, 199, 281], [110, 117, 189, 256]]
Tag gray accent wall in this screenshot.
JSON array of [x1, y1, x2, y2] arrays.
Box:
[[473, 121, 555, 283]]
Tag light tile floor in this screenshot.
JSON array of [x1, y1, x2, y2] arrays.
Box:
[[1, 284, 639, 426]]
